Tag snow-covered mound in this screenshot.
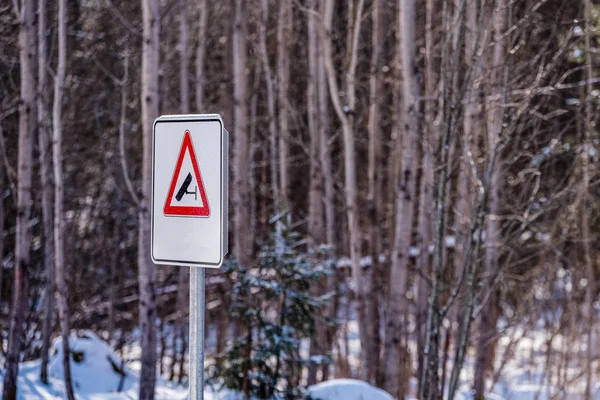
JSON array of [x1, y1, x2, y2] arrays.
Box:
[[0, 330, 187, 399], [48, 330, 133, 395], [307, 379, 394, 400]]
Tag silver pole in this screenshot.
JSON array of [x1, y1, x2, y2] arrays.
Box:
[[189, 266, 205, 400]]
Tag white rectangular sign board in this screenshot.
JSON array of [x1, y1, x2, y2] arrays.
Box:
[[151, 114, 228, 267]]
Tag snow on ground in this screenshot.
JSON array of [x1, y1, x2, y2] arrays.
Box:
[[4, 323, 600, 399], [333, 315, 600, 400], [0, 330, 396, 400], [307, 379, 393, 400], [0, 330, 228, 400]]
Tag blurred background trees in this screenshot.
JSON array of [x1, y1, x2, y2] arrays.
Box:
[[0, 0, 599, 399]]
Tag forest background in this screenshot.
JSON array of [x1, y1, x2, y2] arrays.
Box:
[[0, 0, 599, 399]]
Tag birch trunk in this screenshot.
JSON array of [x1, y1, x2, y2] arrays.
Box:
[[455, 0, 478, 314], [52, 0, 75, 398], [366, 0, 383, 385], [317, 0, 336, 380], [417, 0, 436, 392], [582, 0, 595, 397], [2, 1, 35, 398], [139, 0, 160, 398], [0, 135, 3, 310], [307, 0, 325, 384], [171, 4, 190, 383], [277, 0, 291, 207], [195, 0, 207, 112], [258, 0, 280, 207], [233, 0, 250, 267], [383, 0, 419, 396], [321, 0, 370, 381], [38, 0, 55, 385], [474, 1, 506, 397]]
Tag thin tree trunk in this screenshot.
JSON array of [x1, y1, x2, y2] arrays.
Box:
[[139, 0, 160, 398], [180, 2, 189, 115], [0, 133, 3, 307], [277, 0, 291, 208], [233, 0, 249, 267], [258, 0, 280, 208], [307, 0, 325, 384], [321, 0, 370, 381], [195, 0, 207, 112], [383, 0, 419, 397], [582, 0, 595, 397], [454, 0, 478, 354], [38, 0, 55, 385], [169, 0, 191, 383], [317, 0, 336, 379], [2, 1, 35, 398], [52, 0, 75, 398], [417, 0, 436, 392], [474, 1, 506, 397], [366, 0, 383, 386]]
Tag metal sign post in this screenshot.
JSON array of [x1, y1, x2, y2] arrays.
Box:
[[151, 114, 228, 400], [189, 267, 205, 400]]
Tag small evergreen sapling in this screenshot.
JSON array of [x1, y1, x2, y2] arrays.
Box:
[[210, 222, 332, 399]]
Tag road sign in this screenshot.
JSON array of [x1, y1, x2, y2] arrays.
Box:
[[151, 114, 228, 268]]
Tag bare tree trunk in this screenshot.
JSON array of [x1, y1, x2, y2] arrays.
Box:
[[38, 0, 55, 385], [321, 0, 370, 381], [365, 0, 383, 386], [382, 0, 419, 397], [139, 0, 160, 398], [317, 0, 336, 380], [473, 1, 506, 398], [2, 1, 35, 398], [195, 0, 207, 112], [307, 0, 325, 384], [582, 0, 595, 397], [52, 1, 75, 398], [180, 3, 189, 115], [417, 0, 436, 393], [258, 0, 280, 208], [277, 0, 291, 207], [233, 0, 250, 267], [0, 133, 3, 312], [454, 0, 478, 339], [169, 1, 191, 384]]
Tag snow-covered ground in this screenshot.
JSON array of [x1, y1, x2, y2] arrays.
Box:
[[3, 323, 600, 399], [0, 331, 190, 400], [0, 331, 396, 400]]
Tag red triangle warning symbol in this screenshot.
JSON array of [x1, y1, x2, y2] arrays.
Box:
[[164, 131, 210, 217]]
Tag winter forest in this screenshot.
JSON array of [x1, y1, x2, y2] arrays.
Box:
[[0, 0, 599, 399]]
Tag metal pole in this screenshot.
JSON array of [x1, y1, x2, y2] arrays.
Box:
[[189, 266, 205, 400]]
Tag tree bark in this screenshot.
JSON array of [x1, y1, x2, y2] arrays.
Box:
[[277, 0, 292, 208], [2, 1, 35, 398], [195, 0, 207, 112], [366, 0, 383, 385], [473, 1, 506, 397], [233, 0, 250, 267], [258, 0, 280, 208], [582, 0, 595, 397], [382, 0, 419, 397], [139, 0, 160, 398], [38, 0, 55, 385], [52, 0, 76, 398], [417, 0, 436, 392], [170, 4, 191, 382], [306, 0, 325, 385], [317, 0, 336, 380]]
